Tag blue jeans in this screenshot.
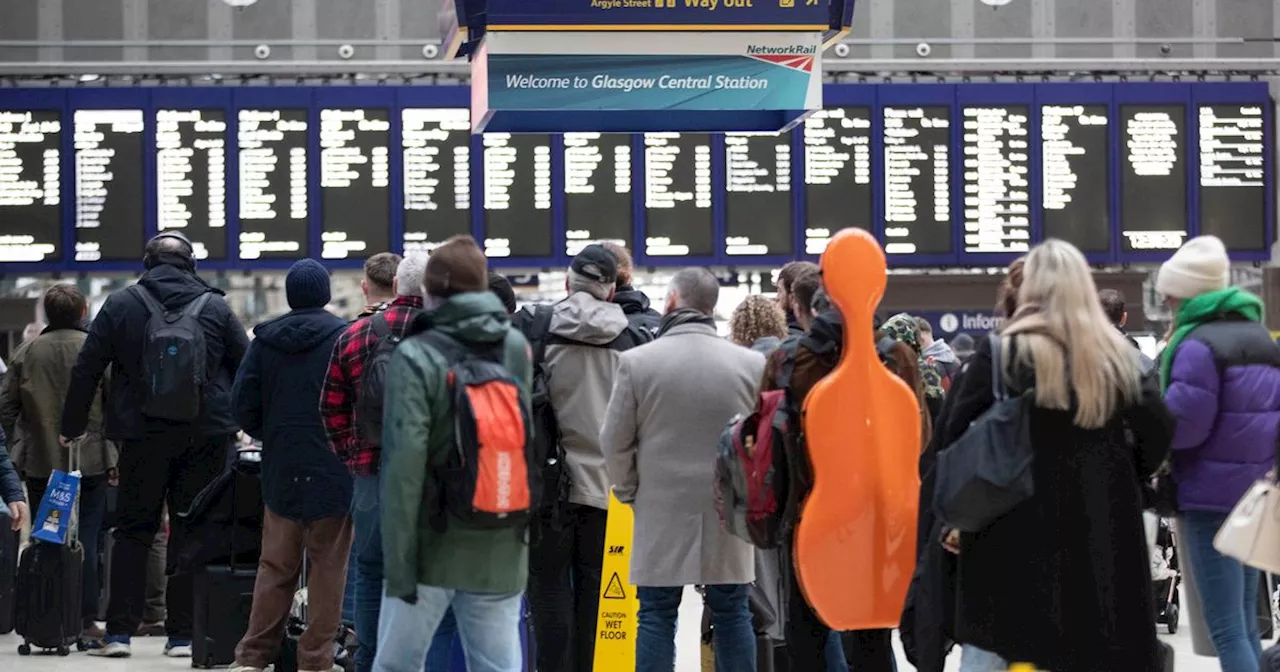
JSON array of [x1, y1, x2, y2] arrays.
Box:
[[1182, 510, 1263, 672], [637, 585, 755, 672], [351, 475, 452, 672], [426, 608, 459, 671], [343, 543, 357, 624], [824, 631, 847, 670], [960, 646, 1007, 672], [374, 586, 523, 672]]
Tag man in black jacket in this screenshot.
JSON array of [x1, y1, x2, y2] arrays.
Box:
[[602, 242, 661, 334], [62, 232, 249, 659]]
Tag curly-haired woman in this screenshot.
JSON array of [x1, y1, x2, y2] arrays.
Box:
[[730, 295, 789, 355]]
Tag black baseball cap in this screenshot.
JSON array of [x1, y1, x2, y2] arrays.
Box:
[[570, 244, 618, 285]]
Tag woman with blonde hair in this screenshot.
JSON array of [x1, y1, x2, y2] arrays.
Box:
[[729, 295, 788, 354], [934, 239, 1173, 672]]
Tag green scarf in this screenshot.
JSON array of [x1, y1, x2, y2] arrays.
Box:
[[1160, 287, 1264, 390]]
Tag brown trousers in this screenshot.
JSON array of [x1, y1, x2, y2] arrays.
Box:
[[234, 507, 353, 671]]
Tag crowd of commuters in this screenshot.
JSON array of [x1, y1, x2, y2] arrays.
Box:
[[0, 231, 1278, 672]]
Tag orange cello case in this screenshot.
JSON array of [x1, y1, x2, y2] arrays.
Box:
[[794, 228, 922, 630]]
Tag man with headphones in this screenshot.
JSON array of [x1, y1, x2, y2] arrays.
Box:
[[61, 230, 250, 659]]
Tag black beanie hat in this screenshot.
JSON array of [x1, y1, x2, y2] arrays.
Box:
[[286, 259, 331, 309]]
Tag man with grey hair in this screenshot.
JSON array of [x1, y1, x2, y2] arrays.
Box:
[[512, 244, 652, 672], [600, 266, 764, 671], [321, 252, 429, 672]]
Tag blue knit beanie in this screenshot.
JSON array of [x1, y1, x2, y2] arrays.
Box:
[[286, 259, 331, 309]]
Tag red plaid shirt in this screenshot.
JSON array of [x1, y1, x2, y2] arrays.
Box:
[[322, 295, 423, 476]]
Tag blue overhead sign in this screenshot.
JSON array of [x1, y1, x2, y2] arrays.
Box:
[[484, 0, 829, 31]]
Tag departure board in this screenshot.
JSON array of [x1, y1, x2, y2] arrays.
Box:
[[1041, 104, 1111, 253], [883, 106, 952, 256], [724, 131, 793, 257], [803, 107, 872, 256], [238, 109, 309, 259], [402, 108, 472, 254], [0, 110, 61, 262], [74, 109, 145, 262], [1198, 104, 1267, 251], [1120, 105, 1187, 252], [961, 105, 1031, 254], [320, 108, 390, 259], [643, 132, 712, 257], [156, 109, 227, 260], [482, 133, 552, 258], [564, 132, 632, 256]]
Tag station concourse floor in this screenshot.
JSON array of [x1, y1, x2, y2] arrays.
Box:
[[0, 585, 1224, 672]]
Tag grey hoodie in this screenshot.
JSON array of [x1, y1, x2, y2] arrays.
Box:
[[922, 339, 958, 365], [543, 292, 649, 510]]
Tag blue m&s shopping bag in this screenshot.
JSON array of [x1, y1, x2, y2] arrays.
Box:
[[32, 469, 80, 545]]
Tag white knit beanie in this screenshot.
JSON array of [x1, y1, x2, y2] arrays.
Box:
[[1155, 236, 1230, 299]]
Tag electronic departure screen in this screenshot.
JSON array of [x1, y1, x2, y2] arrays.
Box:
[[883, 106, 952, 256], [156, 109, 228, 260], [961, 105, 1031, 254], [0, 110, 61, 262], [644, 132, 712, 257], [803, 107, 872, 256], [1041, 104, 1111, 253], [74, 109, 145, 262], [482, 133, 552, 258], [238, 109, 309, 259], [1199, 104, 1267, 251], [1120, 104, 1187, 253], [563, 133, 633, 256], [320, 108, 390, 259], [724, 131, 793, 257], [402, 108, 472, 254]]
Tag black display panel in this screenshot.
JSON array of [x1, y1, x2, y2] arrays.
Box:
[[883, 106, 952, 256], [237, 108, 309, 259], [724, 131, 793, 257], [1199, 104, 1267, 251], [320, 108, 390, 259], [156, 109, 228, 261], [74, 109, 145, 262], [961, 105, 1031, 254], [1041, 104, 1111, 253], [803, 107, 872, 256], [482, 133, 552, 259], [0, 110, 61, 262], [563, 132, 632, 256], [402, 108, 472, 254], [1120, 104, 1187, 252], [643, 132, 712, 257]]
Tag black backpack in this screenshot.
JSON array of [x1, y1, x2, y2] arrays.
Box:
[[523, 306, 567, 520], [418, 331, 537, 530], [130, 286, 213, 422], [355, 311, 416, 446]]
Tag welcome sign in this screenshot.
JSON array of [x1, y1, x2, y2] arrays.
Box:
[[472, 31, 823, 133]]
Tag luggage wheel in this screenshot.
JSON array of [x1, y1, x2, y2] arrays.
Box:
[[1167, 603, 1180, 635], [17, 643, 31, 656]]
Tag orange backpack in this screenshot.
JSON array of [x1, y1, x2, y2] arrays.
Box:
[[419, 331, 537, 530]]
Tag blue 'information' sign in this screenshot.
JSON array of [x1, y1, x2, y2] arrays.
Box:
[[485, 0, 830, 30]]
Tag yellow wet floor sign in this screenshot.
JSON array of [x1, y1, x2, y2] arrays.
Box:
[[593, 491, 639, 671]]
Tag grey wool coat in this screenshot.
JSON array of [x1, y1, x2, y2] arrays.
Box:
[[599, 322, 765, 587]]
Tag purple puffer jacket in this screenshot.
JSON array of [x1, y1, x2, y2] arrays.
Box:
[[1164, 318, 1280, 512]]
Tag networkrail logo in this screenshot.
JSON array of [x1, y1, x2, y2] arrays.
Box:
[[745, 44, 817, 72]]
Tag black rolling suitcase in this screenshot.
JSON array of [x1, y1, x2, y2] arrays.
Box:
[[0, 514, 17, 635], [191, 450, 262, 669], [15, 444, 86, 657]]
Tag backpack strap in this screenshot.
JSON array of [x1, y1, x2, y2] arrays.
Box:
[[526, 305, 556, 370], [184, 292, 214, 319], [370, 312, 391, 340], [988, 331, 1007, 401]]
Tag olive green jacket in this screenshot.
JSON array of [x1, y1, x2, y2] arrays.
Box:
[[381, 292, 532, 599]]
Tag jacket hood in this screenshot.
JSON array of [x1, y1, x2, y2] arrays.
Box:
[[424, 291, 512, 345], [922, 340, 958, 364], [807, 310, 843, 349], [613, 286, 653, 316], [253, 308, 347, 354], [136, 264, 224, 310], [551, 292, 629, 345]]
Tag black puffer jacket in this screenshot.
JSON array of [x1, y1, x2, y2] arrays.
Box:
[[62, 263, 250, 441], [612, 286, 661, 334], [233, 308, 351, 523]]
